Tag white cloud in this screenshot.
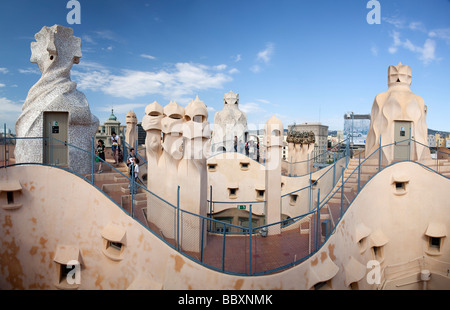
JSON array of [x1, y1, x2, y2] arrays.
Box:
[[250, 65, 261, 73], [0, 83, 5, 88], [235, 54, 242, 62], [228, 68, 239, 74], [213, 64, 227, 71], [388, 31, 437, 64], [371, 45, 378, 56], [82, 34, 96, 44], [0, 68, 8, 74], [429, 28, 450, 45], [98, 103, 147, 114], [408, 21, 426, 32], [0, 97, 22, 113], [18, 68, 40, 75], [73, 62, 233, 103], [388, 46, 398, 54], [382, 17, 405, 28], [141, 54, 156, 60], [420, 39, 437, 64], [240, 102, 266, 115], [257, 42, 274, 63]]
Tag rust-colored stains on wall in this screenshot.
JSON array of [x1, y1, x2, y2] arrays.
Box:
[[29, 181, 35, 192], [328, 244, 336, 261], [234, 278, 244, 290], [303, 270, 309, 289], [3, 215, 12, 228], [30, 217, 37, 225], [39, 237, 48, 249], [311, 257, 318, 266], [0, 237, 25, 289], [320, 251, 328, 263], [30, 246, 38, 256], [95, 273, 104, 289], [173, 254, 185, 273]]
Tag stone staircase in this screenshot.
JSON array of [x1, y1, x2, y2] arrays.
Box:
[[85, 163, 149, 225], [321, 156, 450, 234]]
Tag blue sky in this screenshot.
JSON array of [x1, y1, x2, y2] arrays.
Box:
[[1, 0, 450, 134]]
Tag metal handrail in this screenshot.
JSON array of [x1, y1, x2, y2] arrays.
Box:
[[2, 132, 449, 276]]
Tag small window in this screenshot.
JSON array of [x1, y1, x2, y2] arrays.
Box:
[[429, 237, 441, 250], [7, 192, 14, 205], [395, 182, 405, 190], [240, 162, 249, 170], [101, 223, 127, 261], [208, 164, 217, 172], [228, 188, 238, 199], [310, 180, 318, 188], [108, 241, 123, 252], [290, 194, 298, 205], [256, 190, 265, 200], [392, 180, 408, 195], [372, 246, 384, 262]]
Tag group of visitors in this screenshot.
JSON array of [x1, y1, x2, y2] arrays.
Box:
[[94, 132, 140, 194], [234, 136, 260, 162]]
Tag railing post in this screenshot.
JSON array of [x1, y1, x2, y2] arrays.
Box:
[[358, 152, 361, 193], [48, 122, 51, 165], [408, 127, 411, 161], [308, 171, 312, 212], [378, 135, 382, 171], [332, 157, 336, 187], [3, 124, 6, 168], [176, 185, 180, 251], [200, 217, 205, 263], [249, 204, 253, 276], [131, 164, 135, 218], [346, 138, 349, 167], [91, 137, 95, 184], [209, 185, 213, 232], [222, 222, 226, 272], [340, 167, 345, 218], [316, 189, 320, 252]]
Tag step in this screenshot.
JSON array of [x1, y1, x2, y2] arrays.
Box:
[[120, 184, 144, 194], [114, 175, 129, 182], [102, 183, 130, 194]]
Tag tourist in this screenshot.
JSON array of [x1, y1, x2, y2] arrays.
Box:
[[111, 131, 119, 164], [126, 148, 136, 180], [96, 139, 105, 174], [234, 136, 238, 152], [130, 157, 140, 195], [245, 141, 249, 156], [257, 142, 260, 162]]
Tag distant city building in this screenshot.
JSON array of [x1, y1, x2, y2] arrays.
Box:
[[96, 109, 125, 147], [343, 114, 370, 146], [428, 134, 436, 148], [288, 122, 328, 163]]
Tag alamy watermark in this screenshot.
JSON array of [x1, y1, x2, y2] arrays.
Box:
[[66, 260, 81, 285], [66, 0, 81, 25], [366, 0, 381, 25], [366, 260, 381, 284]]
